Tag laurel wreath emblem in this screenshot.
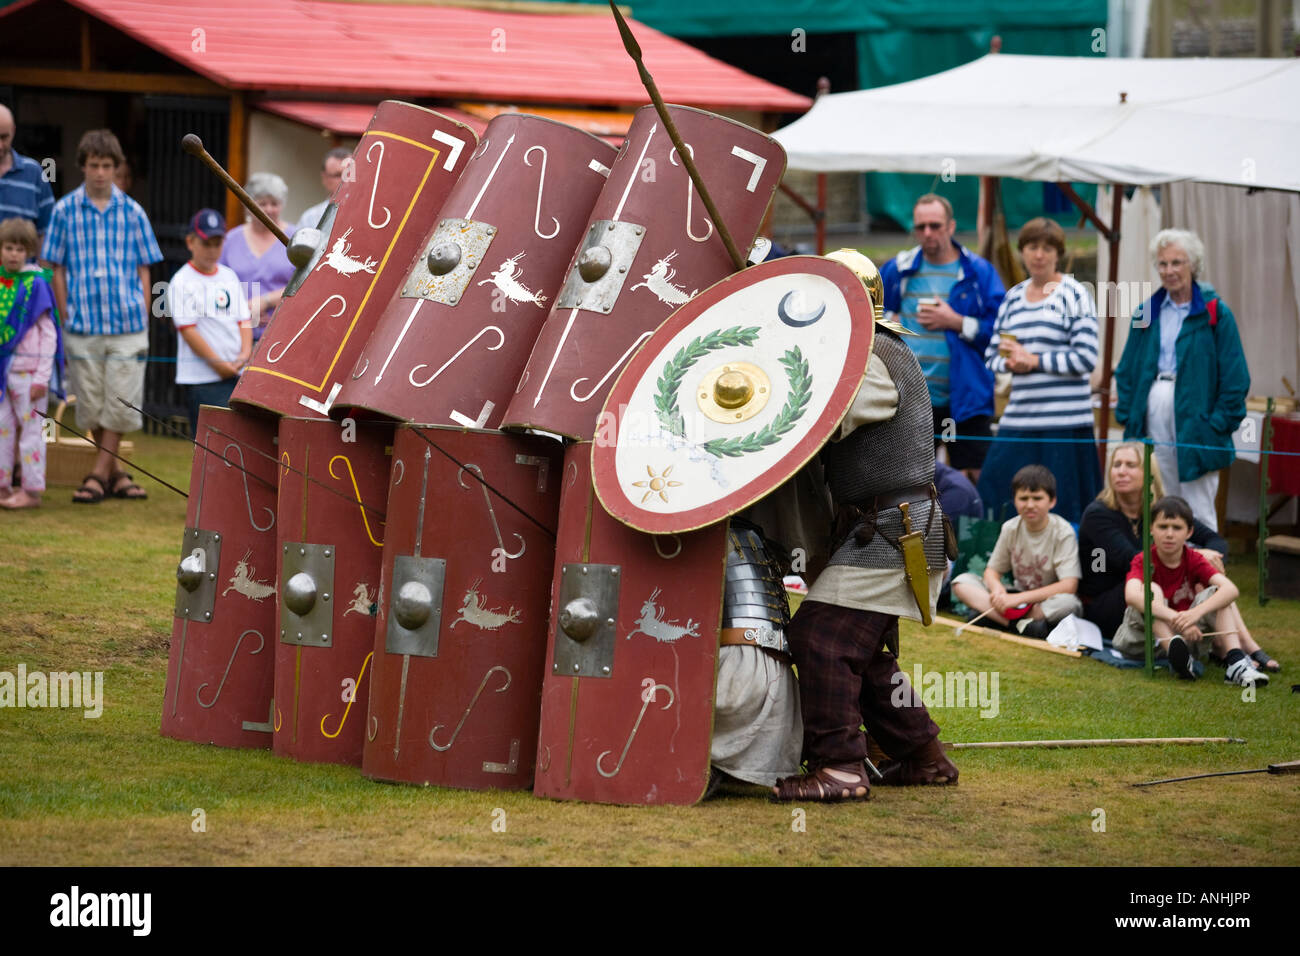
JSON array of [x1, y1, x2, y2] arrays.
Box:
[[653, 325, 812, 459]]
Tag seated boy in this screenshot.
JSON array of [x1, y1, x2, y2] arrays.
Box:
[[1113, 495, 1267, 686], [167, 209, 251, 434], [951, 464, 1082, 639]]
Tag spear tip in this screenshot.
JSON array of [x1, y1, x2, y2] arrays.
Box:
[[608, 0, 642, 60]]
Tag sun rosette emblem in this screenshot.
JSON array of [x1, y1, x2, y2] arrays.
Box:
[[592, 256, 876, 534], [632, 465, 683, 504]]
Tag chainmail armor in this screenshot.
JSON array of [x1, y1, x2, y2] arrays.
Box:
[[822, 327, 936, 503], [823, 326, 944, 571]]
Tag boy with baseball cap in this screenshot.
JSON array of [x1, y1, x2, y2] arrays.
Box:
[[167, 208, 251, 434]]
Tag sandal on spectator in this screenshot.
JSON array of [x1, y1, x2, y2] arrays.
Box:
[[108, 470, 148, 500], [771, 763, 870, 802], [1250, 649, 1281, 673], [72, 474, 107, 504]]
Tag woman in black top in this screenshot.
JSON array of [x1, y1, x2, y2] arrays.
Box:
[[1078, 442, 1279, 671]]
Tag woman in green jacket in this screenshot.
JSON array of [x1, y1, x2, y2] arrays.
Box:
[[1114, 229, 1249, 532]]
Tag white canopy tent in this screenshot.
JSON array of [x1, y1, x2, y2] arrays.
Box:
[[773, 54, 1300, 193], [773, 52, 1300, 455]]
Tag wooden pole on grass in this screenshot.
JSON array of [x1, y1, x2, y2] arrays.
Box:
[[931, 615, 1082, 657], [945, 736, 1245, 751]]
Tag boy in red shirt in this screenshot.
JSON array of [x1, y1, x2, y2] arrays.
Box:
[[1113, 496, 1267, 686]]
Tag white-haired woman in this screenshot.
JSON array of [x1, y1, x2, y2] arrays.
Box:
[[219, 171, 296, 341], [1113, 229, 1249, 531]]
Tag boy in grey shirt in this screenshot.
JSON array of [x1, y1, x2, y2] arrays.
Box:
[[952, 464, 1082, 638]]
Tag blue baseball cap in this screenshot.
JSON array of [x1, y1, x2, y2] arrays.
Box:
[[190, 208, 227, 239]]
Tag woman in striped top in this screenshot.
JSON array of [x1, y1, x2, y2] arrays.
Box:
[[976, 218, 1102, 523]]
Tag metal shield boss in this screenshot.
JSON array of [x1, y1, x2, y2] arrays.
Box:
[[502, 104, 786, 440], [362, 426, 562, 789], [231, 101, 477, 420], [593, 256, 876, 533], [273, 417, 392, 765], [162, 406, 279, 748], [534, 441, 728, 805], [336, 114, 617, 429]]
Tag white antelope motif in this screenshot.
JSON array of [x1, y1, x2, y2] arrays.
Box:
[[629, 251, 697, 306], [344, 582, 375, 617], [477, 252, 548, 308], [450, 579, 523, 631], [318, 228, 378, 277], [625, 588, 700, 643], [222, 550, 276, 602]]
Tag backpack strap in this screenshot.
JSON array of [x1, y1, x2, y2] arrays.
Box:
[[1206, 297, 1218, 328]]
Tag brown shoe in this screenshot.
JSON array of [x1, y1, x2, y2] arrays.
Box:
[[876, 737, 958, 786], [771, 762, 871, 802]]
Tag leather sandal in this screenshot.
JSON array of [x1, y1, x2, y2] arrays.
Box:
[[771, 762, 870, 802], [108, 470, 147, 500], [72, 474, 107, 504], [1250, 649, 1281, 674], [877, 737, 959, 787]]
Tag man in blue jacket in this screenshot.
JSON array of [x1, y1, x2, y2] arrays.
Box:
[[880, 194, 1005, 483]]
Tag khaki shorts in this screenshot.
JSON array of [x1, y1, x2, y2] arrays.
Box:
[[65, 330, 148, 434], [1112, 584, 1218, 659]]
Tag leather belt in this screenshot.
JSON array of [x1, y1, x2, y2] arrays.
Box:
[[869, 482, 936, 512], [1156, 372, 1176, 382], [720, 627, 790, 660]]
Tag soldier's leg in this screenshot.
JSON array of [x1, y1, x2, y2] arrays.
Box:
[[786, 599, 873, 767], [857, 617, 958, 786], [857, 617, 940, 759]]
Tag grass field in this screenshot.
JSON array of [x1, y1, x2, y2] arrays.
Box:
[[1, 433, 1297, 866]]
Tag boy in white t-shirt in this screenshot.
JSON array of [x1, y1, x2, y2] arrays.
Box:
[[951, 464, 1083, 638], [168, 209, 251, 433]]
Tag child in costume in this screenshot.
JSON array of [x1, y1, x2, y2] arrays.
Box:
[[0, 217, 62, 510]]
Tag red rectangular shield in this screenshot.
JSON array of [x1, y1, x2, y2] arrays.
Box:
[[534, 441, 727, 805], [362, 426, 563, 789], [232, 102, 476, 419], [161, 406, 279, 748], [273, 417, 392, 765]]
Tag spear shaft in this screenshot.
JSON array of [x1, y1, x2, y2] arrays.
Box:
[[608, 1, 746, 271]]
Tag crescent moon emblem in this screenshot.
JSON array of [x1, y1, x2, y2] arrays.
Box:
[[778, 290, 825, 327]]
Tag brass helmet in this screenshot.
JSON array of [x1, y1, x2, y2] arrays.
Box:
[[824, 248, 883, 324]]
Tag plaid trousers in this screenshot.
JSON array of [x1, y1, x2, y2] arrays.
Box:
[[787, 599, 939, 768]]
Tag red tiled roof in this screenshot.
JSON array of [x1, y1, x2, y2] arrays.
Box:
[[256, 99, 486, 137], [17, 0, 810, 112]]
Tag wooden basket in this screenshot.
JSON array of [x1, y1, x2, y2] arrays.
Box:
[[44, 398, 134, 487]]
